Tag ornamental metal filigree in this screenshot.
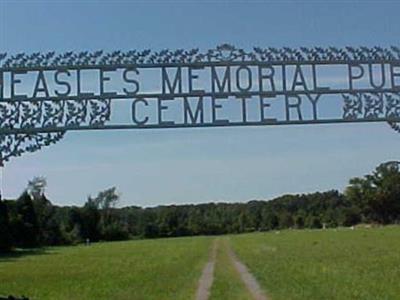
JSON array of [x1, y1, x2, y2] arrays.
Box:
[[364, 93, 384, 119], [343, 93, 400, 120], [1, 45, 400, 68], [386, 93, 400, 118], [0, 99, 111, 164], [0, 45, 400, 165], [0, 132, 65, 164], [386, 93, 400, 134], [0, 99, 111, 131], [343, 94, 363, 120], [388, 121, 400, 134]]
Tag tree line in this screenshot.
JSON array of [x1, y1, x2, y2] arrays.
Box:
[[1, 161, 399, 252]]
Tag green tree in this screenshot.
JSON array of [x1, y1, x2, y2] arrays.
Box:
[[27, 176, 47, 201], [305, 215, 322, 229], [261, 209, 279, 230], [294, 212, 305, 229], [33, 194, 62, 245], [91, 187, 130, 240], [345, 161, 400, 224], [11, 192, 40, 248], [0, 198, 12, 252], [80, 197, 101, 242], [25, 177, 63, 246], [278, 211, 294, 229]]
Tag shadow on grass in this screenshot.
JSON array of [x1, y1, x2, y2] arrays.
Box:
[[0, 248, 55, 263]]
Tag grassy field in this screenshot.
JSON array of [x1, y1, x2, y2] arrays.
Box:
[[0, 237, 212, 300], [1, 227, 400, 300], [210, 238, 252, 300], [230, 226, 400, 300]]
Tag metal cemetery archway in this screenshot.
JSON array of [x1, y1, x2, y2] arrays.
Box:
[[0, 44, 400, 168]]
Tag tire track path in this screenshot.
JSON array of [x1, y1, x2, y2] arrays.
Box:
[[227, 241, 269, 300], [196, 239, 218, 300]]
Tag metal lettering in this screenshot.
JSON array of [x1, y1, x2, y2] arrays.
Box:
[[312, 65, 329, 92], [238, 96, 251, 122], [100, 67, 118, 97], [212, 96, 229, 124], [236, 66, 252, 92], [132, 98, 149, 126], [162, 67, 182, 94], [77, 69, 95, 97], [391, 63, 400, 89], [0, 71, 3, 100], [211, 66, 231, 93], [123, 68, 140, 96], [285, 95, 303, 121], [348, 64, 364, 90], [305, 94, 321, 120], [260, 96, 277, 123], [183, 96, 204, 125], [258, 66, 275, 93], [291, 65, 308, 91], [368, 64, 386, 89], [158, 97, 175, 126], [0, 44, 399, 164], [54, 70, 72, 97], [188, 66, 205, 94], [11, 70, 28, 100]]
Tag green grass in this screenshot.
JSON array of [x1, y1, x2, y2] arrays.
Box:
[[230, 226, 400, 300], [209, 238, 252, 300], [0, 236, 212, 300], [2, 227, 400, 300]]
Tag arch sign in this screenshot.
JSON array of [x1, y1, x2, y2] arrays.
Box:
[[0, 44, 400, 164]]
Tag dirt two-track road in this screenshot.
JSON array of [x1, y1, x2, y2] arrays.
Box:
[[196, 238, 268, 300]]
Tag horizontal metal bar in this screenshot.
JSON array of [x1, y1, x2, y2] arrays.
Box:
[[1, 59, 399, 73], [1, 88, 400, 103], [1, 117, 400, 135]]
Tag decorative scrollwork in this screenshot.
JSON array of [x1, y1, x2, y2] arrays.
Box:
[[343, 93, 363, 119], [205, 44, 255, 62], [0, 101, 20, 128], [1, 45, 399, 68], [388, 121, 400, 134], [343, 92, 400, 122], [0, 98, 112, 130], [364, 93, 384, 119], [0, 98, 111, 164], [89, 99, 111, 126], [385, 93, 400, 118], [43, 101, 65, 128], [386, 92, 400, 134], [0, 132, 65, 164], [0, 45, 399, 164], [20, 101, 43, 128], [385, 93, 400, 134], [65, 100, 88, 127]]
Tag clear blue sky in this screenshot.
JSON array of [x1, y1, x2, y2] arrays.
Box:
[[1, 0, 400, 207]]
